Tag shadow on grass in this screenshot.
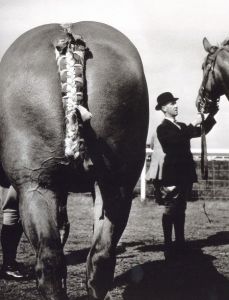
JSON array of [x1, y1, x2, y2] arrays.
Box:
[[65, 243, 131, 266], [65, 248, 90, 265], [114, 248, 229, 300], [114, 231, 229, 300], [136, 231, 229, 253]]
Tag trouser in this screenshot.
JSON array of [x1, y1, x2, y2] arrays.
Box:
[[154, 183, 192, 251], [1, 186, 19, 225], [0, 186, 23, 266]]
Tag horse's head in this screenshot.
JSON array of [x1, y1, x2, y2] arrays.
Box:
[[196, 37, 224, 114]]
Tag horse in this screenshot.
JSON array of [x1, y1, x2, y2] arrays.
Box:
[[0, 21, 149, 300], [196, 37, 229, 113]]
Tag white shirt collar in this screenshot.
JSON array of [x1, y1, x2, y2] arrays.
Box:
[[165, 117, 180, 128], [165, 117, 176, 123]]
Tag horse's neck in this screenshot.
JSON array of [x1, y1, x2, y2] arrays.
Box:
[[220, 71, 229, 100], [224, 91, 229, 101], [216, 52, 229, 100]]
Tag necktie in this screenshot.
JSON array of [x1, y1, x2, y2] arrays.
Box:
[[174, 120, 181, 129]]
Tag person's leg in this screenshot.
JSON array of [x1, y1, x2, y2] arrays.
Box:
[[173, 184, 192, 254], [174, 213, 185, 249], [1, 186, 24, 279], [161, 186, 178, 260], [162, 212, 173, 260], [152, 179, 164, 205], [1, 223, 23, 275]]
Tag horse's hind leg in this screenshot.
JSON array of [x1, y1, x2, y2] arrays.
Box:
[[86, 182, 132, 300], [19, 185, 68, 300]]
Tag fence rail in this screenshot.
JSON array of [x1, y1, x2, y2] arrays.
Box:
[[140, 148, 229, 201]]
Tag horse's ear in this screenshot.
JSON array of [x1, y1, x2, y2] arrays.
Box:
[[203, 37, 213, 53]]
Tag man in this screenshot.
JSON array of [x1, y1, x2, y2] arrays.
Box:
[[0, 186, 24, 279], [155, 91, 218, 260]]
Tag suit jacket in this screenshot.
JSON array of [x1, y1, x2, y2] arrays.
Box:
[[157, 115, 216, 185]]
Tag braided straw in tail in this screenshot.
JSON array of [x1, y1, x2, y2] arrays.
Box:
[[55, 23, 92, 161]]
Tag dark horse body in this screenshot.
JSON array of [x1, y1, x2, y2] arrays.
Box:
[[0, 22, 148, 299]]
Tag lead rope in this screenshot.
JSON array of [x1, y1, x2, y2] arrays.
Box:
[[200, 112, 212, 223], [200, 113, 208, 180]]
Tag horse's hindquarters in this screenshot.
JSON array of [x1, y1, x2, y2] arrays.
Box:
[[79, 23, 148, 187], [0, 21, 149, 300]]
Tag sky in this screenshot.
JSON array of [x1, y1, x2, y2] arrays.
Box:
[[1, 0, 229, 149]]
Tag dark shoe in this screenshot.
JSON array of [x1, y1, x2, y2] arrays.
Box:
[[1, 262, 24, 280], [164, 251, 175, 262]]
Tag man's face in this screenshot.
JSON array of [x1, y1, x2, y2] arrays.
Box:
[[162, 101, 178, 117]]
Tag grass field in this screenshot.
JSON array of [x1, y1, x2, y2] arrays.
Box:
[[1, 193, 229, 299]]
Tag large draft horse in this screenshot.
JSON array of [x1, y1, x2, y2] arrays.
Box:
[[196, 37, 229, 113], [0, 22, 149, 299]]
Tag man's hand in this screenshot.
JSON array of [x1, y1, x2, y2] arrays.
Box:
[[208, 104, 219, 116], [191, 114, 203, 126]]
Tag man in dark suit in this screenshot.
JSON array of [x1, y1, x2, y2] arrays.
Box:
[[156, 92, 218, 260]]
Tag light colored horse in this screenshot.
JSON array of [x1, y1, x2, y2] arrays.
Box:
[[0, 21, 149, 300]]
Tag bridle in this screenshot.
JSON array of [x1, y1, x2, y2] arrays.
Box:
[[197, 47, 223, 113], [198, 47, 223, 180]]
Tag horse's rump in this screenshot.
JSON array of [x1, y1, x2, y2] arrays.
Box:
[[0, 21, 148, 189]]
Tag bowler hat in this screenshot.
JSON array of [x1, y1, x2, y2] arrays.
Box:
[[155, 92, 179, 110]]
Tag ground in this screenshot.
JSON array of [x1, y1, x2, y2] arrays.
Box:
[[0, 194, 229, 300]]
